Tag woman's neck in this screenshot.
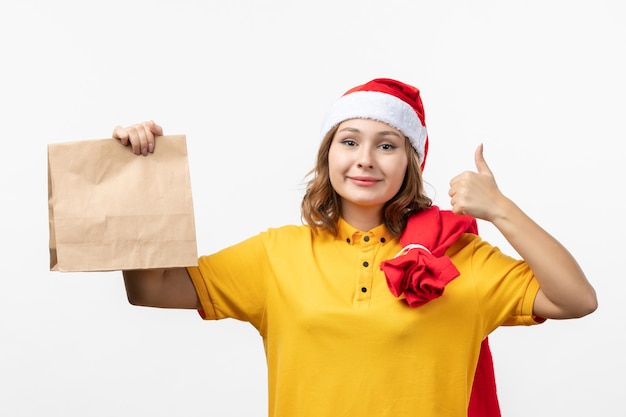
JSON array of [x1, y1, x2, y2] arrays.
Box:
[[341, 204, 383, 232]]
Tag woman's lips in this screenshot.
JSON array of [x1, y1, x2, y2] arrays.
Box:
[[349, 176, 380, 186]]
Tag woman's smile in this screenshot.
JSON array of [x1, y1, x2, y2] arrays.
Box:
[[348, 175, 381, 186]]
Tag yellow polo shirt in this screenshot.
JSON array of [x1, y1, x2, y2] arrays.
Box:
[[187, 219, 541, 417]]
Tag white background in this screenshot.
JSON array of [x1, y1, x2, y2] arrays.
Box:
[[1, 0, 624, 416]]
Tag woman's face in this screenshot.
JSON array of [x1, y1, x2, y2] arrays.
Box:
[[328, 118, 408, 220]]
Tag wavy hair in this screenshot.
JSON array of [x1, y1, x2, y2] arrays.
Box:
[[301, 126, 432, 237]]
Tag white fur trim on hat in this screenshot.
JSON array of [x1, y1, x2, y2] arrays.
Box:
[[320, 91, 427, 163]]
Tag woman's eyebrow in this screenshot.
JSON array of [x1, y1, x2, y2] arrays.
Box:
[[337, 127, 403, 138], [376, 130, 403, 138], [337, 127, 360, 133]]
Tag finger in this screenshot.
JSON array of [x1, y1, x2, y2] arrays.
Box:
[[133, 121, 160, 154], [147, 120, 163, 137], [448, 171, 466, 188], [137, 122, 155, 155], [137, 124, 153, 156], [112, 125, 130, 146], [449, 170, 473, 190], [474, 143, 493, 176], [450, 199, 464, 215], [448, 180, 460, 198], [128, 122, 158, 155], [125, 125, 146, 155], [143, 120, 161, 154]]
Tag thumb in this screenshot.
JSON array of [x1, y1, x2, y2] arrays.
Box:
[[474, 143, 493, 176]]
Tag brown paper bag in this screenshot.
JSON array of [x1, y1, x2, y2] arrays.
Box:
[[48, 135, 198, 272]]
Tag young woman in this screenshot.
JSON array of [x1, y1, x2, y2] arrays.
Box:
[[113, 78, 597, 417]]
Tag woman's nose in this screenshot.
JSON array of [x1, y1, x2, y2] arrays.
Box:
[[356, 146, 374, 168]]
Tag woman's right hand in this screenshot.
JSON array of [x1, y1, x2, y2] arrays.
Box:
[[112, 120, 163, 156]]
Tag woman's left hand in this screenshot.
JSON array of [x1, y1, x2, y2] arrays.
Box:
[[448, 144, 506, 221], [449, 144, 597, 319]]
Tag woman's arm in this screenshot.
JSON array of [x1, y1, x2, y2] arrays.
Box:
[[113, 120, 201, 309], [123, 268, 201, 309], [448, 145, 598, 319]]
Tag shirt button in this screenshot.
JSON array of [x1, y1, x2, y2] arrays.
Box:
[[363, 261, 369, 267], [361, 287, 367, 293], [363, 236, 370, 242]]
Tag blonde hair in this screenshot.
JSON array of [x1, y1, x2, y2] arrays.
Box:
[[301, 126, 432, 237]]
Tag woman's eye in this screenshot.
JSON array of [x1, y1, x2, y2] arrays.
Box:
[[341, 139, 357, 147], [379, 143, 397, 151]]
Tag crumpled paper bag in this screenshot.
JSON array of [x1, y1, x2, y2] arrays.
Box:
[[48, 135, 198, 272]]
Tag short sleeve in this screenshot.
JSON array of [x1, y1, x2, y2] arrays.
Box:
[[451, 234, 544, 333], [186, 233, 273, 330]]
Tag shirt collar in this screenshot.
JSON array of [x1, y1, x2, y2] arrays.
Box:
[[337, 218, 392, 246]]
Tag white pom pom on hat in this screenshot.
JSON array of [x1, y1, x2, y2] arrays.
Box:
[[320, 78, 429, 170]]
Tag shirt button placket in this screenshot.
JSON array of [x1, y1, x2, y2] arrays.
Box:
[[357, 233, 375, 304]]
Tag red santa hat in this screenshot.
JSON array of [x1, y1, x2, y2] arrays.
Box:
[[320, 78, 429, 170]]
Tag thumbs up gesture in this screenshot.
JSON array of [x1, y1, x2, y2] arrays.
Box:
[[448, 144, 506, 221]]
